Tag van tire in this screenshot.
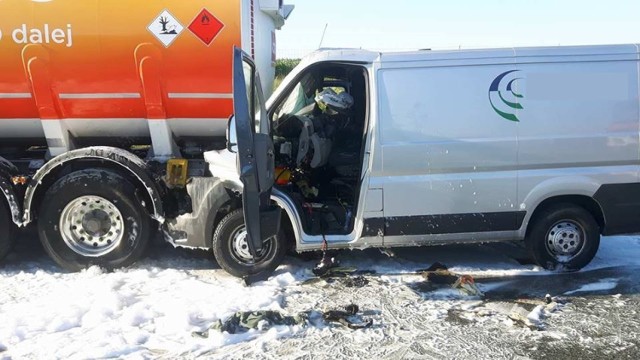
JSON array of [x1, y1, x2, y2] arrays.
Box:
[[212, 209, 286, 278], [37, 169, 152, 271], [0, 200, 15, 261], [525, 204, 600, 271]]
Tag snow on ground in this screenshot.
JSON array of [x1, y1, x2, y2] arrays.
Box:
[[1, 236, 640, 359], [563, 278, 619, 295], [0, 253, 304, 359]]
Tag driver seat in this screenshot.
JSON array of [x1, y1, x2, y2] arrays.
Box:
[[296, 116, 332, 168]]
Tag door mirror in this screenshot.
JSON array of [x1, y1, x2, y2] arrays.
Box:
[[227, 115, 238, 153]]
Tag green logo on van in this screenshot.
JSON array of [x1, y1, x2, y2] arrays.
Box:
[[489, 70, 523, 122]]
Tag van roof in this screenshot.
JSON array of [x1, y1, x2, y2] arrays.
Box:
[[302, 44, 640, 64]]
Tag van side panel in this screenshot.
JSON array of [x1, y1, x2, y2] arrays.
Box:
[[515, 51, 640, 235], [374, 58, 522, 242]]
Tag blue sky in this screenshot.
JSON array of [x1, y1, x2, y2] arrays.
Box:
[[277, 0, 640, 58]]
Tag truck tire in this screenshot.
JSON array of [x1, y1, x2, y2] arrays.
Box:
[[212, 209, 287, 278], [37, 169, 152, 271], [0, 199, 15, 261], [525, 204, 600, 271]]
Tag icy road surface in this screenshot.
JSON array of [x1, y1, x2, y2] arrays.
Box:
[[1, 236, 640, 360]]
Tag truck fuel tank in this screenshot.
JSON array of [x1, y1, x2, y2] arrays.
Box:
[[0, 0, 241, 144]]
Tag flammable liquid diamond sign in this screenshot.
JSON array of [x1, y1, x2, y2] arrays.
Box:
[[188, 9, 225, 46]]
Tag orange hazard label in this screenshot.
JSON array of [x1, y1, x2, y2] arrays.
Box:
[[188, 9, 224, 46]]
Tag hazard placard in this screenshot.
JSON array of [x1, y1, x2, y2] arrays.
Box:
[[188, 9, 224, 46], [148, 10, 184, 47]]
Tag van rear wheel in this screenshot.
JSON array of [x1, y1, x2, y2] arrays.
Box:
[[37, 169, 152, 271], [0, 199, 16, 261], [525, 204, 600, 271], [212, 209, 287, 278]]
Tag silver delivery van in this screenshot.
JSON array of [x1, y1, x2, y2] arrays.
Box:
[[217, 45, 640, 277]]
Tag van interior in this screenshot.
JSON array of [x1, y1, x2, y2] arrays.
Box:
[[269, 63, 368, 236]]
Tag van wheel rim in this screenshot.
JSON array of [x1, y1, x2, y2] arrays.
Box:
[[230, 225, 271, 265], [59, 196, 125, 257], [545, 220, 585, 261]]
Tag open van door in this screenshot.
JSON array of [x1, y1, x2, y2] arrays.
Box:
[[228, 47, 280, 259]]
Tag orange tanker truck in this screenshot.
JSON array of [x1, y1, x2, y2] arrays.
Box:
[[0, 0, 293, 275]]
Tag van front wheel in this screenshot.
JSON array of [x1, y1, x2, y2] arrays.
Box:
[[212, 209, 286, 278], [525, 204, 600, 271]]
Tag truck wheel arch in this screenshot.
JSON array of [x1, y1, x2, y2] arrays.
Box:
[[22, 147, 164, 226]]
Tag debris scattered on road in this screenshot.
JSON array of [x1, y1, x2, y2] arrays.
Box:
[[412, 262, 484, 297], [451, 275, 484, 297], [322, 303, 373, 329], [446, 294, 571, 331], [193, 311, 308, 337], [340, 275, 369, 288], [194, 303, 373, 338], [312, 255, 341, 277]]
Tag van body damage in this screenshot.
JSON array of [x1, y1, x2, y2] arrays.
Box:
[[227, 44, 640, 274]]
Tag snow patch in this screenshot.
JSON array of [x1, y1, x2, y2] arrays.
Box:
[[0, 262, 300, 359], [564, 278, 619, 295]]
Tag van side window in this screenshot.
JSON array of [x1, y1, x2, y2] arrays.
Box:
[[241, 59, 267, 134], [242, 60, 255, 122]]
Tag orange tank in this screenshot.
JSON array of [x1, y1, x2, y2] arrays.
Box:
[[0, 0, 290, 152]]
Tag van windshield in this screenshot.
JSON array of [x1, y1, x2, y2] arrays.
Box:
[[274, 72, 320, 119]]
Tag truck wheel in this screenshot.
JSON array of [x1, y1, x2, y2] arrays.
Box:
[[212, 209, 287, 278], [0, 199, 15, 261], [37, 169, 152, 271], [525, 204, 600, 271]]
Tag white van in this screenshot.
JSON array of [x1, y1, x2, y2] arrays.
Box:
[[219, 45, 640, 277]]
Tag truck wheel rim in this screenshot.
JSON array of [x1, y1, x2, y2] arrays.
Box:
[[59, 196, 125, 257], [545, 220, 585, 261], [230, 225, 271, 265]]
